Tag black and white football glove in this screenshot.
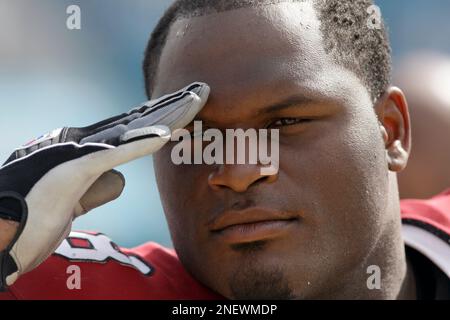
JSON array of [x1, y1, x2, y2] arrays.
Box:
[[0, 82, 210, 290]]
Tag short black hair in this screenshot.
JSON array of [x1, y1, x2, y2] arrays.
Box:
[[143, 0, 391, 103]]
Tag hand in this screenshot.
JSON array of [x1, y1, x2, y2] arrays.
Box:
[[0, 82, 210, 290]]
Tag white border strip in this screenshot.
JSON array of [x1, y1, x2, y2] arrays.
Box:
[[402, 224, 450, 278]]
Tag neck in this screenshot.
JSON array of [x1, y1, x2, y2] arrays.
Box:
[[396, 254, 417, 299], [318, 212, 416, 299]]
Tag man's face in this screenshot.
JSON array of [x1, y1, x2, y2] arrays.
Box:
[[152, 2, 392, 299]]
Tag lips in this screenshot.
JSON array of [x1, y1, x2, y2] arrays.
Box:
[[208, 207, 300, 244]]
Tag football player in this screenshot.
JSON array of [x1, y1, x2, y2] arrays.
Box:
[[1, 0, 449, 299]]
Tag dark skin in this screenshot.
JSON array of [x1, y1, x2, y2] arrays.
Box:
[[151, 2, 415, 299]]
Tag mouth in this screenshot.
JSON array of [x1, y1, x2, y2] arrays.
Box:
[[208, 208, 300, 244]]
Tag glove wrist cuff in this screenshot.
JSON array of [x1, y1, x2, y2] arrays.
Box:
[[0, 192, 27, 291]]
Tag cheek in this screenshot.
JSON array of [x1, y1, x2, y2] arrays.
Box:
[[325, 121, 388, 242], [280, 113, 389, 263], [154, 147, 218, 285], [153, 148, 187, 235], [153, 146, 211, 241]]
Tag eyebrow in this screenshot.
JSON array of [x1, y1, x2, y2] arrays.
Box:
[[258, 94, 314, 115], [190, 93, 316, 124]]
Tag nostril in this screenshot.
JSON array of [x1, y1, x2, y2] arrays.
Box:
[[208, 171, 225, 191], [256, 174, 270, 184], [209, 181, 228, 191], [208, 164, 278, 193]]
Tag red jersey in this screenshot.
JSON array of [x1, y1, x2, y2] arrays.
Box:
[[1, 189, 450, 300], [0, 231, 222, 300]]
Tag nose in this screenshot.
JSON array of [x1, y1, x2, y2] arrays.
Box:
[[208, 163, 277, 193]]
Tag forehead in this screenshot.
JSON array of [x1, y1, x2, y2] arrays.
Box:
[[152, 2, 370, 114]]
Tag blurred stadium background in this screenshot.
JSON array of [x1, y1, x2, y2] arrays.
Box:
[[0, 0, 449, 248]]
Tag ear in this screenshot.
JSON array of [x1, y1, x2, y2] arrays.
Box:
[[374, 87, 411, 172]]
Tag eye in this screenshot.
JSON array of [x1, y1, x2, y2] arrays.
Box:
[[268, 118, 312, 128]]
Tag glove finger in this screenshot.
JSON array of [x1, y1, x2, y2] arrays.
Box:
[[111, 82, 208, 128], [79, 87, 208, 146], [6, 83, 210, 164], [80, 126, 170, 175], [128, 85, 210, 135], [74, 169, 125, 217], [72, 82, 208, 145], [85, 82, 207, 133], [0, 143, 113, 201]]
